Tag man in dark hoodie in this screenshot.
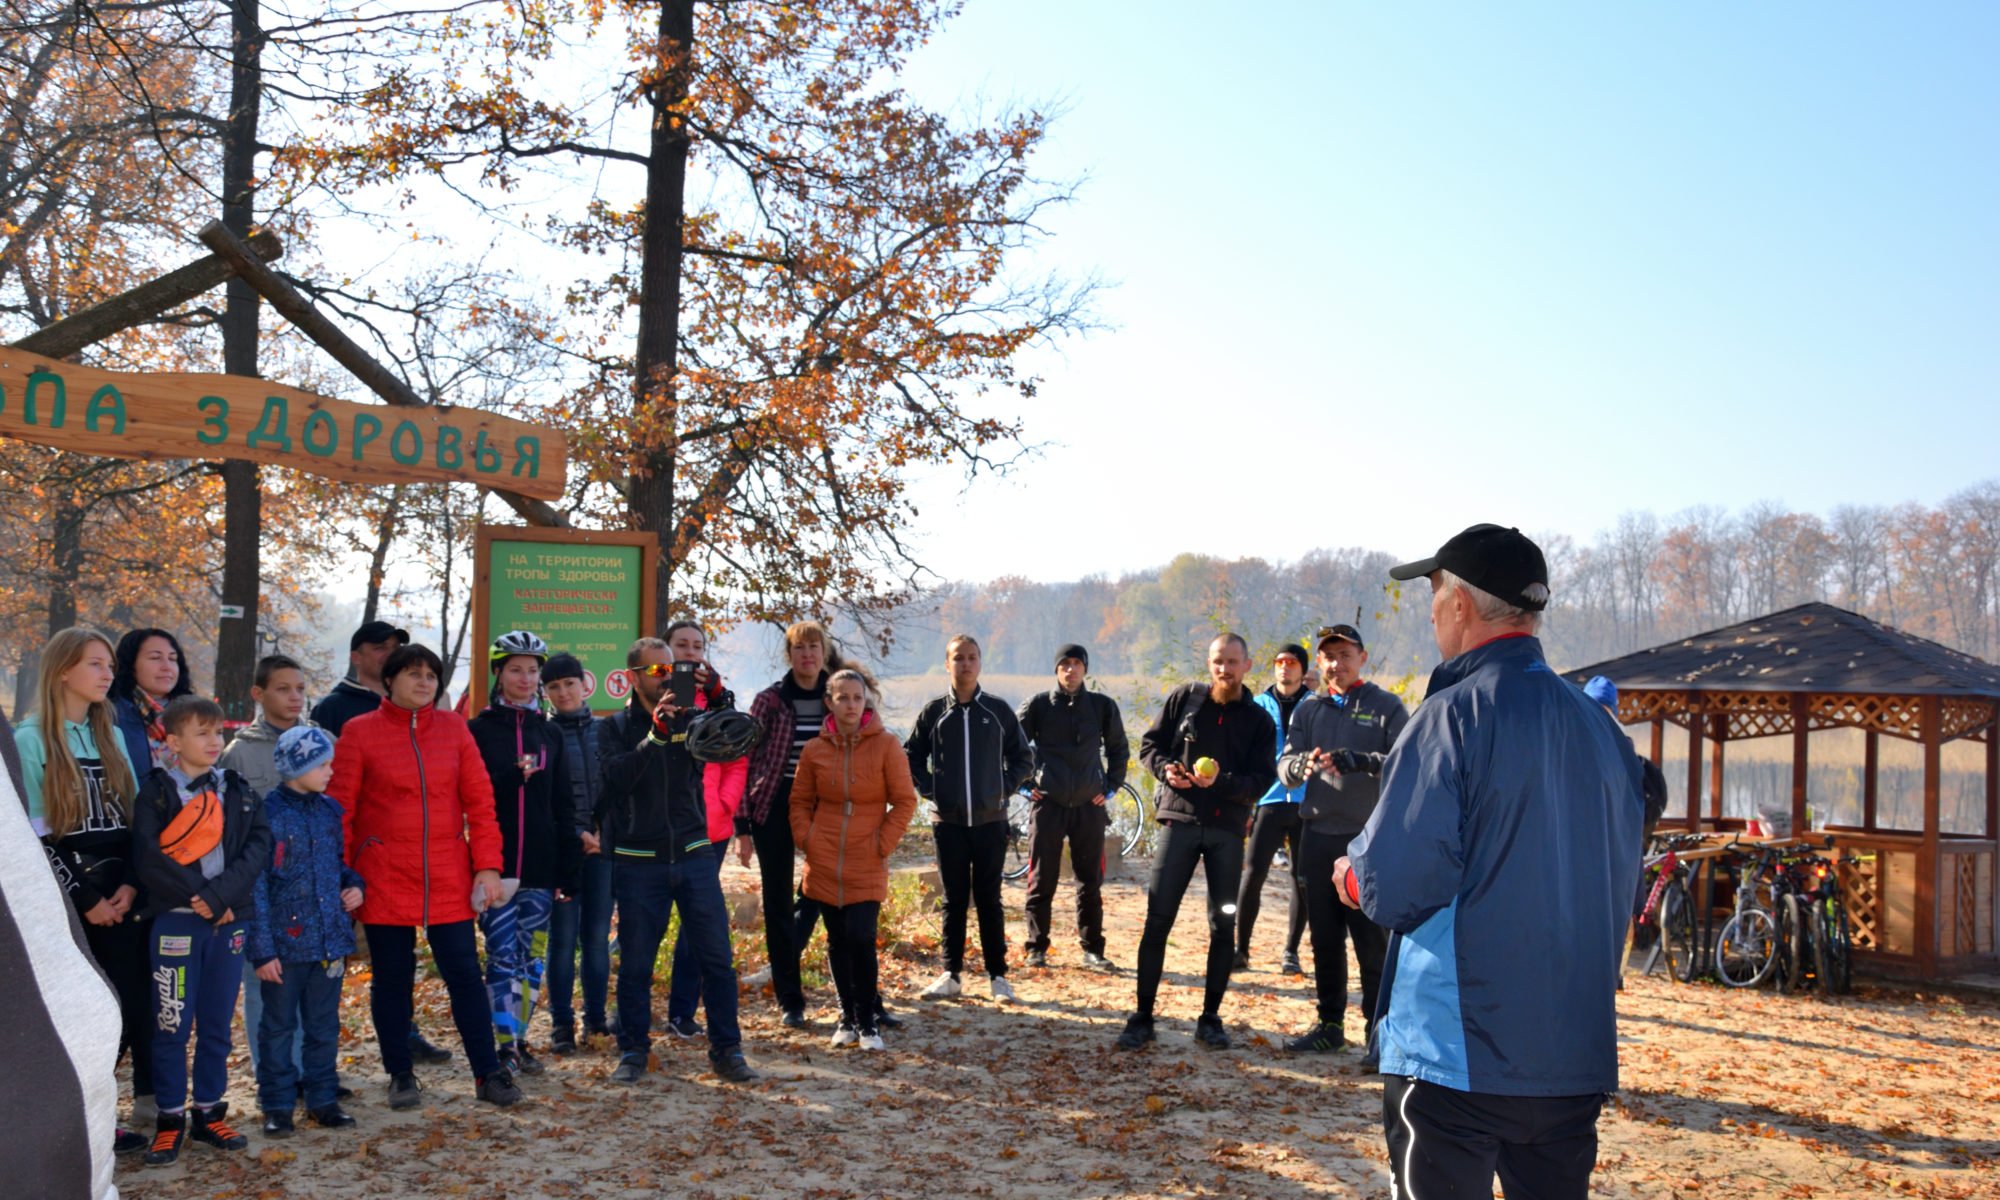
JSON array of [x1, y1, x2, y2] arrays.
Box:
[[540, 653, 614, 1053], [1016, 644, 1128, 971], [597, 636, 757, 1085], [1117, 632, 1277, 1052], [1275, 624, 1409, 1055]]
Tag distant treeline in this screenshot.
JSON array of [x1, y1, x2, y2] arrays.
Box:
[[846, 482, 2000, 683]]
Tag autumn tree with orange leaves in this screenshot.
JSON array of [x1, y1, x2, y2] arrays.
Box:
[[283, 0, 1091, 631]]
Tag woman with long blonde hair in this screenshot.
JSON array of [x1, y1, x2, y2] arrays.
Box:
[[18, 627, 151, 1151]]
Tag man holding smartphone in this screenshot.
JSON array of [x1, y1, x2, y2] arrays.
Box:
[[596, 636, 757, 1085]]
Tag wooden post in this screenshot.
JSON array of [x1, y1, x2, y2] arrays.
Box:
[[1687, 708, 1704, 832], [1864, 730, 1879, 832], [1709, 713, 1727, 825], [196, 221, 565, 529], [1987, 704, 1998, 840], [1791, 693, 1810, 834], [8, 231, 282, 361], [1917, 695, 1942, 976]]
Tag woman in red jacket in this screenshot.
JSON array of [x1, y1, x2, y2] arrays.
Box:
[[330, 644, 519, 1111]]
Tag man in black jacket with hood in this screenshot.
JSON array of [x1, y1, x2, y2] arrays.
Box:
[[1017, 644, 1128, 971], [1117, 632, 1277, 1052]]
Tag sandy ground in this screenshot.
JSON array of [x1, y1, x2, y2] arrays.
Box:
[[114, 857, 2000, 1200]]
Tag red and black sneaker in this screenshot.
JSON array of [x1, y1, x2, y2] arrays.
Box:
[[189, 1103, 248, 1151], [143, 1116, 186, 1167]]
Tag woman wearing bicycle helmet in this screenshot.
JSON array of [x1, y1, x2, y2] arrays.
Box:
[[466, 630, 579, 1078], [791, 668, 916, 1050]]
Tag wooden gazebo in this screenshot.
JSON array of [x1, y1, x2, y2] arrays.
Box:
[[1570, 602, 1999, 980]]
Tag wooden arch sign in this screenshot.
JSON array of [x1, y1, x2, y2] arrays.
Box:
[[0, 345, 566, 500]]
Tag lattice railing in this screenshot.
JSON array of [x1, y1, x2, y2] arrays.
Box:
[[1618, 690, 1996, 744], [1840, 855, 1881, 952], [1955, 854, 1979, 957]]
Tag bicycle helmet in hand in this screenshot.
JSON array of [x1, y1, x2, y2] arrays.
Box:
[[684, 708, 764, 763], [490, 629, 550, 669]]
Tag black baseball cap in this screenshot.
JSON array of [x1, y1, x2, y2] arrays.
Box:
[[350, 620, 411, 651], [1389, 524, 1550, 612], [1314, 624, 1365, 652]]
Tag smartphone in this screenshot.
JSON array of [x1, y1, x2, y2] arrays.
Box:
[[669, 661, 699, 707]]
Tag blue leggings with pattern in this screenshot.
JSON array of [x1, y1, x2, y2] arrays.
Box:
[[480, 887, 554, 1048]]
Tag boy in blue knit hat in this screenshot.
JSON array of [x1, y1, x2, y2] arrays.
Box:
[[248, 726, 363, 1137]]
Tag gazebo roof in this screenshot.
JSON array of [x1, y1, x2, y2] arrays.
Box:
[[1565, 602, 2000, 698]]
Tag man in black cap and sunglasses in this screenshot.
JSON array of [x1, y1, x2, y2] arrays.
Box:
[[311, 620, 410, 737], [1274, 623, 1408, 1056], [1334, 525, 1643, 1200]]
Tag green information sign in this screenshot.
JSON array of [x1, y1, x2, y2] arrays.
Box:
[[475, 526, 658, 714]]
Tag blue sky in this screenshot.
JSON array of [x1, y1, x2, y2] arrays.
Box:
[[887, 1, 2000, 582]]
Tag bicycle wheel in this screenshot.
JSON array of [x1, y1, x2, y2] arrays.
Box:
[[1816, 897, 1853, 996], [1660, 879, 1698, 983], [1776, 894, 1807, 994], [1002, 791, 1034, 881], [1104, 782, 1147, 862], [1715, 908, 1778, 988]]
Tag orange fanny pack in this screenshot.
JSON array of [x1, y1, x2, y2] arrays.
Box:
[[159, 789, 224, 865]]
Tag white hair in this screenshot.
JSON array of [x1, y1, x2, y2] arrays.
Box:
[[1436, 569, 1543, 632]]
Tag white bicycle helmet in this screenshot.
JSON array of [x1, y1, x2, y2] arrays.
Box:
[[489, 629, 550, 669]]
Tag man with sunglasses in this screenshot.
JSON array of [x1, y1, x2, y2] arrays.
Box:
[[1232, 643, 1312, 976], [597, 637, 758, 1085], [1274, 624, 1408, 1056]]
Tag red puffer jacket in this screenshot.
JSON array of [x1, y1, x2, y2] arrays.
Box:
[[331, 698, 502, 927]]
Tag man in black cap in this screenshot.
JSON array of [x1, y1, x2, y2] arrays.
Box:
[[1336, 524, 1643, 1200], [1274, 623, 1408, 1056], [1016, 644, 1129, 971], [310, 620, 410, 736]]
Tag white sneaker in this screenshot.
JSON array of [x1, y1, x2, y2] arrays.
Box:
[[921, 972, 962, 999], [830, 1022, 859, 1048], [988, 975, 1016, 1003], [859, 1031, 886, 1051], [741, 965, 773, 987]]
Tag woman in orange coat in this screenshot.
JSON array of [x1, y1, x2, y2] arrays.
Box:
[[790, 669, 916, 1051]]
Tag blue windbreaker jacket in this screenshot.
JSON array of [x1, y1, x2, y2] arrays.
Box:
[[1349, 634, 1643, 1097]]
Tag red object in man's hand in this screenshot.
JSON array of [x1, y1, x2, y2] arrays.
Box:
[[1333, 855, 1362, 909]]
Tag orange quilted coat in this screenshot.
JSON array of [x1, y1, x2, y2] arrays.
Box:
[[790, 714, 917, 908]]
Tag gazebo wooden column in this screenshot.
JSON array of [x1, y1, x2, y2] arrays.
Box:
[[1917, 695, 1941, 974]]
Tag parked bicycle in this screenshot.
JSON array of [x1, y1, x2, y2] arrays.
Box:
[[1002, 781, 1149, 881]]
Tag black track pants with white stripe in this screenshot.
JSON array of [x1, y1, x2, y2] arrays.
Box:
[[1382, 1075, 1605, 1200]]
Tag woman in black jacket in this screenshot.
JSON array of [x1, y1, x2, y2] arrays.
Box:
[[466, 632, 579, 1078]]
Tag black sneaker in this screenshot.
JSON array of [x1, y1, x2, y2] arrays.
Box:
[[1193, 1014, 1231, 1050], [1230, 950, 1250, 972], [712, 1050, 759, 1084], [780, 1007, 807, 1029], [143, 1116, 186, 1167], [666, 1015, 703, 1040], [407, 1030, 454, 1065], [514, 1044, 546, 1075], [387, 1071, 423, 1110], [873, 1007, 902, 1030], [475, 1068, 522, 1107], [1115, 1015, 1157, 1051], [261, 1110, 296, 1138], [1280, 952, 1304, 976], [583, 1019, 613, 1039], [550, 1026, 579, 1056], [1081, 951, 1118, 972], [1024, 948, 1048, 968], [612, 1054, 647, 1084], [189, 1104, 248, 1151], [306, 1104, 357, 1129], [114, 1127, 147, 1156], [1284, 1022, 1346, 1054]]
